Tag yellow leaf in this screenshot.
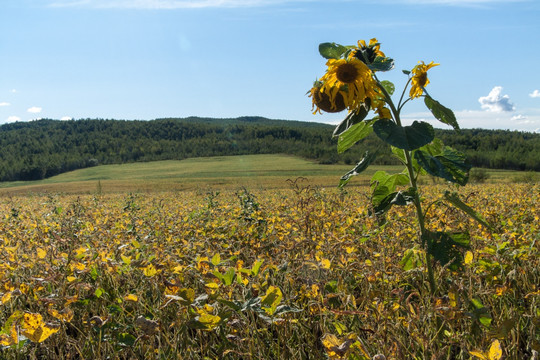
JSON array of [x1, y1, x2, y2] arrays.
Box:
[[124, 294, 138, 302], [464, 251, 473, 265], [48, 308, 74, 323], [488, 340, 502, 360], [143, 264, 158, 277], [121, 255, 131, 265], [36, 248, 47, 259], [67, 276, 77, 282], [24, 323, 60, 343], [197, 313, 221, 331], [0, 325, 18, 346], [21, 313, 60, 343], [21, 312, 43, 332], [320, 258, 331, 269], [1, 291, 12, 305]]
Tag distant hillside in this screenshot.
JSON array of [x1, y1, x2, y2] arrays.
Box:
[[0, 116, 538, 181]]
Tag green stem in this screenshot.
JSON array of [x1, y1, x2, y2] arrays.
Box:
[[375, 77, 437, 295]]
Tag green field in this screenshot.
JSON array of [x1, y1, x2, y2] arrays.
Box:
[[0, 154, 534, 195]]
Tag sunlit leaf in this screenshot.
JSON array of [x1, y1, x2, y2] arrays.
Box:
[[319, 42, 348, 60], [337, 119, 374, 154], [261, 286, 283, 316], [424, 96, 459, 130]]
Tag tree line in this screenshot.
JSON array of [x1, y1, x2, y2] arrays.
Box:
[[0, 117, 538, 181]]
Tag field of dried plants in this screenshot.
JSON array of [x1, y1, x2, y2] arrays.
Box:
[[0, 180, 538, 359]]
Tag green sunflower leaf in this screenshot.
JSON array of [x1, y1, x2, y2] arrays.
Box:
[[380, 80, 395, 96], [368, 56, 395, 72], [337, 119, 374, 153], [373, 119, 434, 151], [443, 191, 493, 230], [319, 42, 348, 60], [426, 231, 470, 271], [338, 151, 376, 188], [333, 100, 371, 137], [414, 146, 470, 186], [424, 96, 460, 130]]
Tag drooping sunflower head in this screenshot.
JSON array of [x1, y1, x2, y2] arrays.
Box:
[[309, 81, 346, 114], [318, 58, 378, 112], [409, 61, 440, 99], [352, 38, 385, 65]]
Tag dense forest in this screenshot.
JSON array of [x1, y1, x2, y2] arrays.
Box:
[[0, 117, 538, 181]]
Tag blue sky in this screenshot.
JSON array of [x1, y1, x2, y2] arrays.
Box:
[[1, 0, 539, 132]]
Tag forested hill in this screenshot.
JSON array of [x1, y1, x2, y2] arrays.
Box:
[[0, 116, 538, 181]]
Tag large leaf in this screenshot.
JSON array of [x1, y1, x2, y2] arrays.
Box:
[[337, 119, 374, 153], [424, 96, 460, 130], [373, 119, 434, 151], [370, 171, 410, 193], [368, 56, 395, 72], [319, 42, 348, 60], [414, 146, 471, 185], [338, 151, 376, 188], [372, 188, 415, 217], [380, 80, 395, 96], [333, 100, 371, 137], [426, 231, 471, 271], [444, 191, 493, 230]]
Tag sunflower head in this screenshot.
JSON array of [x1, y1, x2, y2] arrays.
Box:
[[310, 82, 346, 114], [409, 61, 440, 99], [352, 38, 385, 65], [318, 58, 377, 112]]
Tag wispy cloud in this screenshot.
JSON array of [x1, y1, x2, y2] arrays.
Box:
[[27, 106, 43, 114], [530, 90, 540, 98], [61, 116, 73, 121], [478, 86, 515, 112], [48, 0, 309, 9], [0, 102, 10, 107]]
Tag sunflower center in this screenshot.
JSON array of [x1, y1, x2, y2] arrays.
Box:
[[336, 63, 359, 83], [417, 72, 428, 87]]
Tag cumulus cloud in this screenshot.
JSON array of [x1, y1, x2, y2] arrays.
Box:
[[27, 106, 43, 114], [0, 102, 10, 107], [6, 116, 21, 122], [60, 116, 73, 121], [478, 86, 515, 112], [530, 90, 540, 98]]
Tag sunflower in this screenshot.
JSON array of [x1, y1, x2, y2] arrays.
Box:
[[409, 61, 439, 99], [318, 58, 377, 112], [310, 83, 346, 114], [352, 38, 385, 65]]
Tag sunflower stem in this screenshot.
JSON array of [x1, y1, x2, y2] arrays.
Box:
[[375, 76, 437, 296]]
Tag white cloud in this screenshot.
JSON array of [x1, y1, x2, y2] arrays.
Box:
[[0, 102, 10, 107], [27, 106, 43, 114], [9, 89, 17, 93], [6, 116, 21, 122], [478, 86, 515, 112], [530, 90, 540, 98], [60, 116, 73, 121]]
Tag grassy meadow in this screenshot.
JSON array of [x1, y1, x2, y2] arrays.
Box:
[[0, 154, 531, 195], [0, 155, 538, 359]]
